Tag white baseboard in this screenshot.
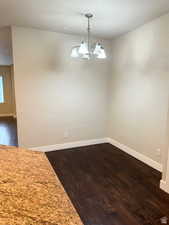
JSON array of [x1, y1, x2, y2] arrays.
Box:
[[30, 137, 162, 172], [107, 138, 162, 172], [160, 180, 169, 193], [0, 113, 15, 117], [30, 138, 108, 152]]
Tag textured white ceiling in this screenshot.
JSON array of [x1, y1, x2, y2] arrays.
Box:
[[0, 0, 169, 39]]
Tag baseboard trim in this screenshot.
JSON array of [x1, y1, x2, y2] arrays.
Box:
[[30, 137, 162, 172], [107, 138, 162, 172], [0, 113, 15, 117], [30, 138, 108, 152], [160, 179, 169, 193]]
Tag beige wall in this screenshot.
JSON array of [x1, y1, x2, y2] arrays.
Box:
[[12, 27, 112, 148], [0, 66, 15, 115], [109, 13, 169, 179], [0, 27, 13, 65]]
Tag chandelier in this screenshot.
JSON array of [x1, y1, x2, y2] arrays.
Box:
[[71, 13, 106, 60]]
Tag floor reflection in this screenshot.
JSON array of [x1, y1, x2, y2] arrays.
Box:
[[0, 117, 18, 146]]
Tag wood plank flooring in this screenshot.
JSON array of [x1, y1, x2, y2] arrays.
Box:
[[0, 116, 18, 146], [46, 143, 169, 225]]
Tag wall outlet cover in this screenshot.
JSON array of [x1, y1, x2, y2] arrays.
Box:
[[156, 148, 161, 156]]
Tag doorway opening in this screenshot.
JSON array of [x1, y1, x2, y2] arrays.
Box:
[[0, 27, 18, 146]]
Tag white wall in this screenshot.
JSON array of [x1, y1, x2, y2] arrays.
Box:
[[12, 27, 112, 148], [109, 13, 169, 180]]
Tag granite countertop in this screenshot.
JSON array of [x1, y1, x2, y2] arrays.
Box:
[[0, 145, 83, 225]]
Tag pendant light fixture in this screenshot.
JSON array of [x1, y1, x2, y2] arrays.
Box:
[[71, 13, 106, 60]]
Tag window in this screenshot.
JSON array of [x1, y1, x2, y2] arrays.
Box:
[[0, 76, 4, 103]]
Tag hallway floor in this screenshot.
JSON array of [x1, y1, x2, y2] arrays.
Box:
[[0, 116, 18, 146]]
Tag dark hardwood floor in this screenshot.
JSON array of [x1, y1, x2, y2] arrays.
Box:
[[46, 143, 169, 225], [0, 116, 18, 146]]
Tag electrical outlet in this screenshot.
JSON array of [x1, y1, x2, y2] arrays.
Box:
[[64, 131, 69, 139], [156, 148, 161, 156]]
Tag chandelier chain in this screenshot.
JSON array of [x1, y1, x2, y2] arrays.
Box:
[[87, 16, 91, 55]]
